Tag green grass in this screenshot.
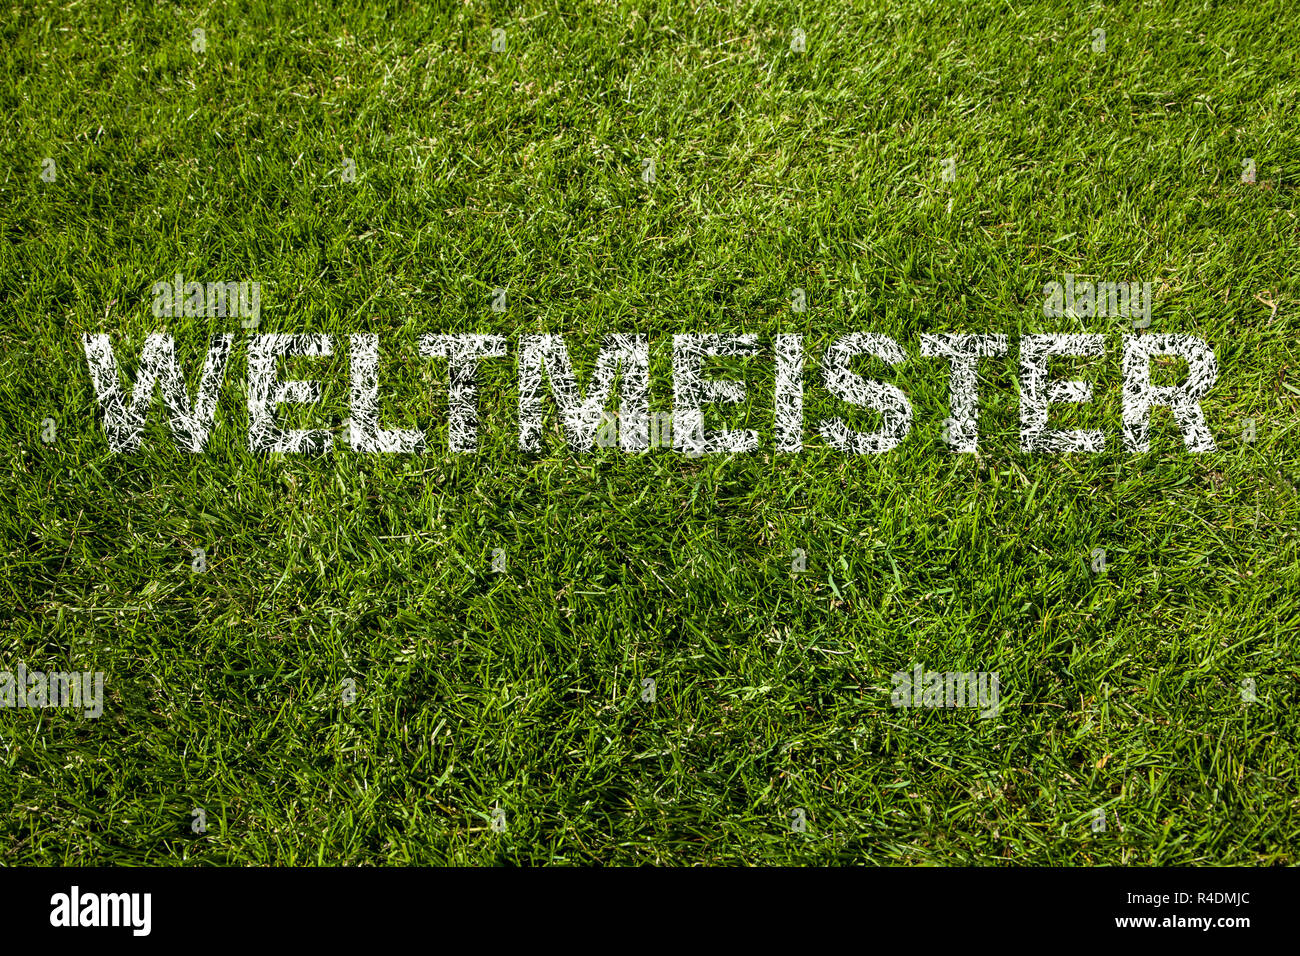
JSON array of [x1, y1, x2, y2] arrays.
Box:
[[1, 0, 1298, 865]]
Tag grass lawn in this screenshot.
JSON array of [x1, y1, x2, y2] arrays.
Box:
[[1, 0, 1298, 865]]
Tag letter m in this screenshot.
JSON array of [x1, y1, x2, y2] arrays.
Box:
[[518, 335, 650, 452], [48, 673, 76, 707], [82, 334, 233, 452], [205, 281, 241, 318], [101, 894, 129, 927]]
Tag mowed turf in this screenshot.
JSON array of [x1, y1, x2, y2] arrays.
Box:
[[1, 0, 1298, 865]]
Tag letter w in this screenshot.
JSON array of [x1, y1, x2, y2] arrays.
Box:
[[82, 334, 233, 452]]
